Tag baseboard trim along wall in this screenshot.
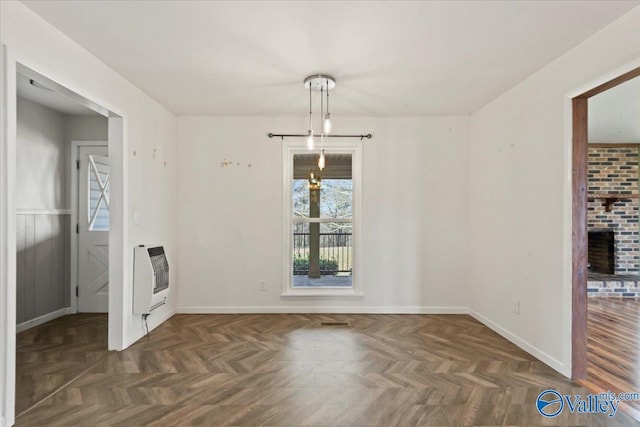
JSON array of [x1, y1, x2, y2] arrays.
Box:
[[177, 306, 470, 314], [126, 308, 176, 348], [16, 307, 73, 333], [469, 309, 567, 376]]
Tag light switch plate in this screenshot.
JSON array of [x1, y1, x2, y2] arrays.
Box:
[[133, 210, 142, 225]]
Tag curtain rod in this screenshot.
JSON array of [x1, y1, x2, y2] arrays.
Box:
[[268, 133, 373, 141]]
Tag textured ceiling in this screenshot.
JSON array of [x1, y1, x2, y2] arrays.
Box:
[[23, 0, 639, 116]]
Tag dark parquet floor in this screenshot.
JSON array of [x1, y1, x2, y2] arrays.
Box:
[[15, 314, 108, 416], [15, 312, 639, 426]]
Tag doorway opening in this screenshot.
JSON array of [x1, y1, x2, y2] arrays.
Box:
[[10, 64, 120, 421], [572, 66, 640, 417]]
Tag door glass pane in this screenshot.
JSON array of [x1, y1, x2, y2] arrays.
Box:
[[88, 155, 110, 231], [292, 153, 352, 288]]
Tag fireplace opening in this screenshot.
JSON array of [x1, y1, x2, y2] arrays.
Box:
[[588, 230, 615, 274]]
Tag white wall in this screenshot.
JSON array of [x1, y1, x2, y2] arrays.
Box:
[[16, 97, 67, 210], [589, 76, 640, 143], [16, 98, 107, 212], [0, 40, 10, 427], [468, 7, 640, 376], [16, 96, 71, 326], [176, 116, 469, 312], [66, 115, 107, 141], [1, 3, 178, 423]]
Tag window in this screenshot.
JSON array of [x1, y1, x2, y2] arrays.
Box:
[[283, 142, 362, 297], [87, 154, 110, 231]]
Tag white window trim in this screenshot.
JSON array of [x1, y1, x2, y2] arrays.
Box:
[[281, 141, 363, 298]]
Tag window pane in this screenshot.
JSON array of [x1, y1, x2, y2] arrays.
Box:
[[291, 153, 353, 288], [292, 222, 352, 287], [319, 179, 352, 219], [293, 179, 310, 219], [293, 153, 352, 219], [88, 155, 110, 231]]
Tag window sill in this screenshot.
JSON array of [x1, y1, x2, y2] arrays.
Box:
[[281, 290, 364, 300]]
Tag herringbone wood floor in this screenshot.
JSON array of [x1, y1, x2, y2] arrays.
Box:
[[15, 314, 108, 416], [16, 313, 639, 426]]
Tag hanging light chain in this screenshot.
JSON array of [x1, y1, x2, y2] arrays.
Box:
[[309, 83, 313, 132], [307, 83, 314, 150], [320, 85, 324, 136], [319, 84, 326, 170]]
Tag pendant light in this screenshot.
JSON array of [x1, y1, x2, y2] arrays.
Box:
[[318, 86, 326, 170], [324, 85, 332, 134], [268, 74, 372, 142], [309, 171, 321, 189], [306, 83, 314, 150]]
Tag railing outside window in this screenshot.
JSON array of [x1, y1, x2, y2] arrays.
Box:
[[292, 232, 352, 275]]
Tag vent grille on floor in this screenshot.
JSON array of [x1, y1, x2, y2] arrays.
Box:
[[319, 321, 350, 326]]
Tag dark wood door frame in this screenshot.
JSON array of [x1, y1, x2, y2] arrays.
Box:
[[572, 66, 640, 379]]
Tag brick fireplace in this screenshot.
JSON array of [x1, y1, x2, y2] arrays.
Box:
[[587, 146, 639, 274], [588, 229, 615, 274]]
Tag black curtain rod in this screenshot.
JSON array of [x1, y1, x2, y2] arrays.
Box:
[[268, 133, 372, 141]]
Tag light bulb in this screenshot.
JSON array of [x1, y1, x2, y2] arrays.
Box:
[[324, 114, 331, 134], [318, 150, 325, 170], [306, 130, 314, 150]]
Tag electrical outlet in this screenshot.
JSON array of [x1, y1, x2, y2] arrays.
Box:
[[512, 298, 520, 315], [259, 280, 267, 292]]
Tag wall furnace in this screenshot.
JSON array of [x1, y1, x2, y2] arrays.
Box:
[[133, 245, 169, 314]]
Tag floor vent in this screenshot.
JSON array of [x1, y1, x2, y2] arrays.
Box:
[[320, 321, 350, 327]]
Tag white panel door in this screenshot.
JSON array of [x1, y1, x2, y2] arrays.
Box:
[[78, 146, 109, 312]]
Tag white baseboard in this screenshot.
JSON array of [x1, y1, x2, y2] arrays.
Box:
[[177, 306, 470, 314], [16, 307, 73, 333], [469, 309, 567, 376], [126, 307, 176, 348]]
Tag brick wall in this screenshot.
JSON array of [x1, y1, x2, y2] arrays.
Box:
[[587, 147, 639, 274]]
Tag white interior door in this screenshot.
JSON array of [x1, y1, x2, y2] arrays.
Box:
[[78, 146, 109, 312]]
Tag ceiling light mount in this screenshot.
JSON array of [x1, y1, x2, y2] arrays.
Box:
[[268, 73, 372, 168], [304, 74, 336, 92]]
